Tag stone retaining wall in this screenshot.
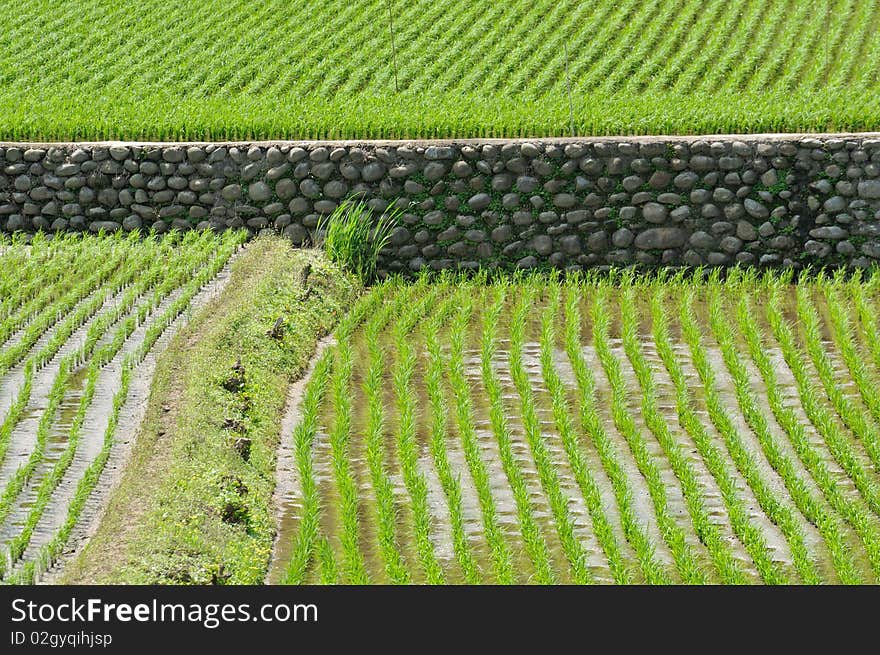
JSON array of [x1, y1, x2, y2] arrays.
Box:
[[3, 135, 880, 270]]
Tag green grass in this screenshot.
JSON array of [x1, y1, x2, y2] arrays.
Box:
[[0, 0, 878, 140]]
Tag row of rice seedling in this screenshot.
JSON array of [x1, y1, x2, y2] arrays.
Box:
[[2, 0, 879, 139], [422, 287, 483, 584], [562, 285, 671, 584], [539, 283, 631, 583], [755, 286, 880, 577], [797, 279, 880, 472], [618, 281, 749, 584], [280, 270, 880, 584], [0, 231, 244, 581], [446, 294, 517, 584], [676, 287, 821, 583], [507, 282, 593, 583], [707, 281, 862, 583], [7, 231, 244, 584], [823, 277, 880, 469], [362, 283, 414, 584], [591, 284, 708, 583], [480, 284, 557, 584], [283, 288, 386, 584], [0, 232, 237, 578], [649, 283, 789, 584], [391, 283, 447, 584], [771, 284, 880, 518]]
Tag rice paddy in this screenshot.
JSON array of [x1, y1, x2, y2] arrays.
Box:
[[0, 230, 243, 582], [279, 270, 880, 584], [1, 0, 878, 140]]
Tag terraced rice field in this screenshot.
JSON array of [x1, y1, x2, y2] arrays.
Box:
[[0, 230, 243, 583], [1, 1, 879, 140], [275, 271, 880, 584]]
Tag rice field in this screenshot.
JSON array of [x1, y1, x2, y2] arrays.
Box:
[[0, 230, 243, 583], [1, 0, 879, 140], [278, 270, 880, 584]]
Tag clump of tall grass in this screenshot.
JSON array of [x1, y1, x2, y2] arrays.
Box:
[[317, 200, 399, 283]]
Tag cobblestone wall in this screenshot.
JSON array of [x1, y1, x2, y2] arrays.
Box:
[[3, 135, 880, 270]]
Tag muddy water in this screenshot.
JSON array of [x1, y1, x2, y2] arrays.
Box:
[[0, 287, 130, 488], [411, 336, 461, 583], [266, 336, 335, 584], [0, 368, 87, 544], [666, 338, 799, 579], [516, 344, 617, 584], [696, 294, 843, 583]]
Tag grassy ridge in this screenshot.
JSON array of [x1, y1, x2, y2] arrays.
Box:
[[1, 1, 878, 139], [63, 239, 358, 583]]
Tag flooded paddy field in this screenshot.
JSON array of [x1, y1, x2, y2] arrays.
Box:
[[5, 231, 880, 586], [273, 272, 880, 584], [0, 230, 243, 582]]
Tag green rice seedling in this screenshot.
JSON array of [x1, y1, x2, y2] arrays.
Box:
[[317, 200, 400, 284], [0, 361, 71, 527], [508, 281, 594, 584], [540, 282, 632, 584], [0, 243, 131, 375], [480, 284, 557, 584], [392, 285, 448, 584], [619, 283, 747, 584], [767, 282, 880, 517], [750, 286, 880, 578], [651, 284, 788, 585], [6, 234, 245, 583], [678, 287, 820, 584], [848, 272, 880, 382], [1, 0, 878, 139], [563, 282, 671, 584], [317, 536, 339, 585], [283, 350, 334, 585], [592, 283, 708, 584], [707, 280, 862, 584], [0, 234, 238, 578], [0, 237, 98, 344], [447, 292, 516, 584], [809, 278, 880, 471], [423, 287, 483, 584], [327, 316, 372, 584], [362, 287, 414, 584], [284, 285, 387, 585]]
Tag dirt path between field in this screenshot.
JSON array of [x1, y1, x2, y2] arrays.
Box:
[[41, 255, 239, 584], [265, 335, 336, 584]]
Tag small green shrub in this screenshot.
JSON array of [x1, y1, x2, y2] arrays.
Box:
[[317, 200, 399, 283]]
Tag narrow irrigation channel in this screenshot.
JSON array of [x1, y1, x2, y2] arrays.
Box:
[[0, 231, 245, 582], [273, 271, 880, 585]]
